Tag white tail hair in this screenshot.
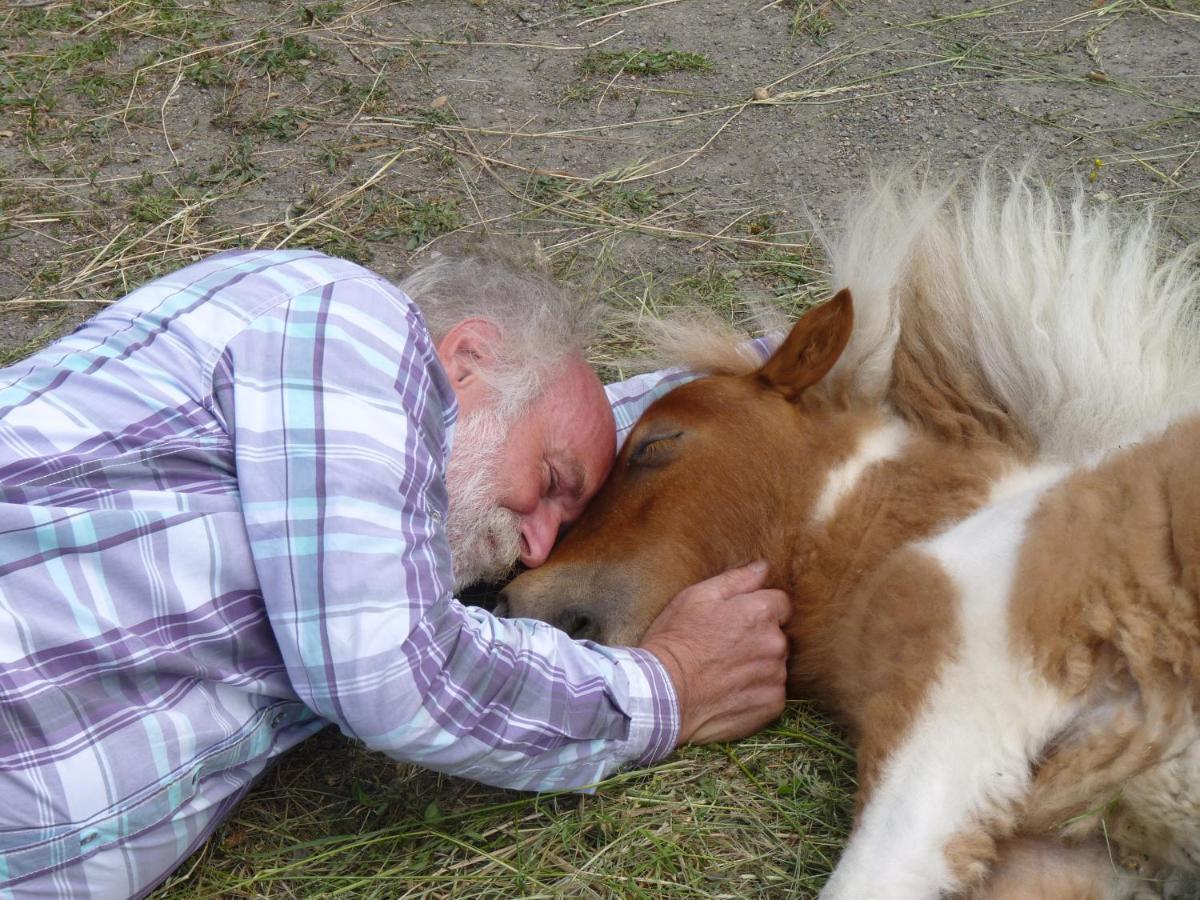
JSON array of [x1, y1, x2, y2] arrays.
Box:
[[825, 168, 1200, 460]]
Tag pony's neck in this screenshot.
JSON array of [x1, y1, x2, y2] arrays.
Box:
[[776, 409, 1016, 713]]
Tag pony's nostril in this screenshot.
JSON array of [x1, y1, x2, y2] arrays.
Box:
[[555, 608, 597, 641], [492, 599, 510, 618]]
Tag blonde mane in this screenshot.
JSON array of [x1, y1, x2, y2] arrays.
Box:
[[646, 169, 1200, 463], [637, 308, 772, 377], [826, 169, 1200, 461]]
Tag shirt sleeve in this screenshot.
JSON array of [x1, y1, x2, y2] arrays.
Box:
[[604, 334, 781, 451], [215, 276, 678, 791]]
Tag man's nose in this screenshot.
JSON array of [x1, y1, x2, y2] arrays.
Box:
[[519, 503, 562, 568]]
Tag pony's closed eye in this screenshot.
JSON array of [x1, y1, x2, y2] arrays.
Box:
[[628, 431, 684, 468]]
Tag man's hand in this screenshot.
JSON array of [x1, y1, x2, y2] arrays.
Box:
[[640, 561, 790, 745]]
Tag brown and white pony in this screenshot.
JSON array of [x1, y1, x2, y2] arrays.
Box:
[[502, 172, 1200, 899]]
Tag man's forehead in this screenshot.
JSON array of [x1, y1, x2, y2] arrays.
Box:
[[540, 360, 616, 490]]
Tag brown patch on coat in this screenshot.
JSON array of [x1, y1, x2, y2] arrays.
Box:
[[886, 255, 1035, 458], [947, 825, 1002, 892], [1010, 416, 1200, 858], [783, 436, 1006, 709], [971, 838, 1134, 900], [792, 545, 962, 807]]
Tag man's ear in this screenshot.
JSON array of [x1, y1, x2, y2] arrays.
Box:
[[436, 318, 503, 392], [757, 288, 854, 402]]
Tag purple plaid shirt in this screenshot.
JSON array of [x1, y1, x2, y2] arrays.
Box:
[[0, 250, 684, 894]]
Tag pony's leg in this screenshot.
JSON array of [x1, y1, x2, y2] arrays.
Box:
[[822, 493, 1080, 900], [974, 838, 1157, 900], [819, 657, 1074, 899]]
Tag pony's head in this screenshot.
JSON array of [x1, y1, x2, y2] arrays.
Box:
[[500, 290, 855, 646]]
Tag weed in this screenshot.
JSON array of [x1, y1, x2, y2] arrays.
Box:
[[334, 77, 392, 115], [312, 228, 372, 264], [315, 144, 349, 174], [0, 315, 69, 367], [45, 33, 119, 76], [302, 3, 347, 25], [415, 107, 456, 129], [743, 213, 776, 238], [787, 0, 838, 42], [239, 34, 329, 78], [424, 146, 457, 172], [404, 198, 462, 248], [11, 3, 89, 35], [579, 49, 712, 77], [600, 185, 665, 218], [664, 268, 744, 315], [252, 108, 306, 141], [130, 191, 179, 225], [203, 135, 261, 185], [142, 0, 234, 46], [73, 74, 127, 107], [186, 56, 233, 88], [529, 174, 575, 204], [357, 195, 464, 249], [558, 82, 596, 104], [745, 247, 823, 306]]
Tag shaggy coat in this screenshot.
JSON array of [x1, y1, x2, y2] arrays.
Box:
[[503, 172, 1200, 899]]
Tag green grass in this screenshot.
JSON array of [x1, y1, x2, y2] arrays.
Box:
[[0, 314, 68, 366], [579, 49, 713, 77], [154, 704, 854, 899], [252, 108, 307, 141], [129, 190, 182, 225], [239, 34, 331, 78], [786, 1, 839, 41]]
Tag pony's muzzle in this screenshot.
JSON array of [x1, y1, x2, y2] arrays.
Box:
[[497, 566, 622, 644]]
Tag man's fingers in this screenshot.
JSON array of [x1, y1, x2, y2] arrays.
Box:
[[690, 559, 770, 602], [728, 588, 791, 627], [750, 588, 791, 626]]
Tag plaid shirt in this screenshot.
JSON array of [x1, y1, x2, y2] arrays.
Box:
[[0, 250, 693, 892]]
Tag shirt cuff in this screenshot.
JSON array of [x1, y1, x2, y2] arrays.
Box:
[[604, 645, 681, 767]]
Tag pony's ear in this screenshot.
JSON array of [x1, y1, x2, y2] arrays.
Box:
[[756, 288, 853, 401]]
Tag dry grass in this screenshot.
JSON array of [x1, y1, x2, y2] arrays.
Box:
[[1, 0, 1197, 896]]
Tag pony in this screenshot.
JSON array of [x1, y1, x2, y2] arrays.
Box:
[[500, 170, 1200, 899]]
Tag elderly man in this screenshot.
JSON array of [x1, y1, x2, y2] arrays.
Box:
[[0, 246, 788, 898]]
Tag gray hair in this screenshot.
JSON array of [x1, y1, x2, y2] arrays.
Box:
[[399, 240, 601, 416]]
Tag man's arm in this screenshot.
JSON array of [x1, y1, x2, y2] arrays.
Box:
[[217, 277, 678, 791]]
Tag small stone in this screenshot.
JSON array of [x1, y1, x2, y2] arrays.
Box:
[[752, 86, 769, 101], [430, 95, 448, 109]]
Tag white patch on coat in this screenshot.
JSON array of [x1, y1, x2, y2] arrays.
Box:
[[821, 474, 1077, 900], [987, 462, 1070, 505], [812, 419, 910, 524]]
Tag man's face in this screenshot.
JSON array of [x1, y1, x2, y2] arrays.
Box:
[[444, 355, 616, 590]]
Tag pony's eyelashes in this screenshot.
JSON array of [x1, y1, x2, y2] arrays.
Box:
[[628, 430, 684, 468]]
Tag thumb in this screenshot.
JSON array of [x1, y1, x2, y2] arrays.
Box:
[[694, 559, 770, 602]]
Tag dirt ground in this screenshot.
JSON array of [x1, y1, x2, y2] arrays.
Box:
[[1, 1, 1198, 897]]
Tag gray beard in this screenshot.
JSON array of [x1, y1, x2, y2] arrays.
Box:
[[443, 407, 523, 592]]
